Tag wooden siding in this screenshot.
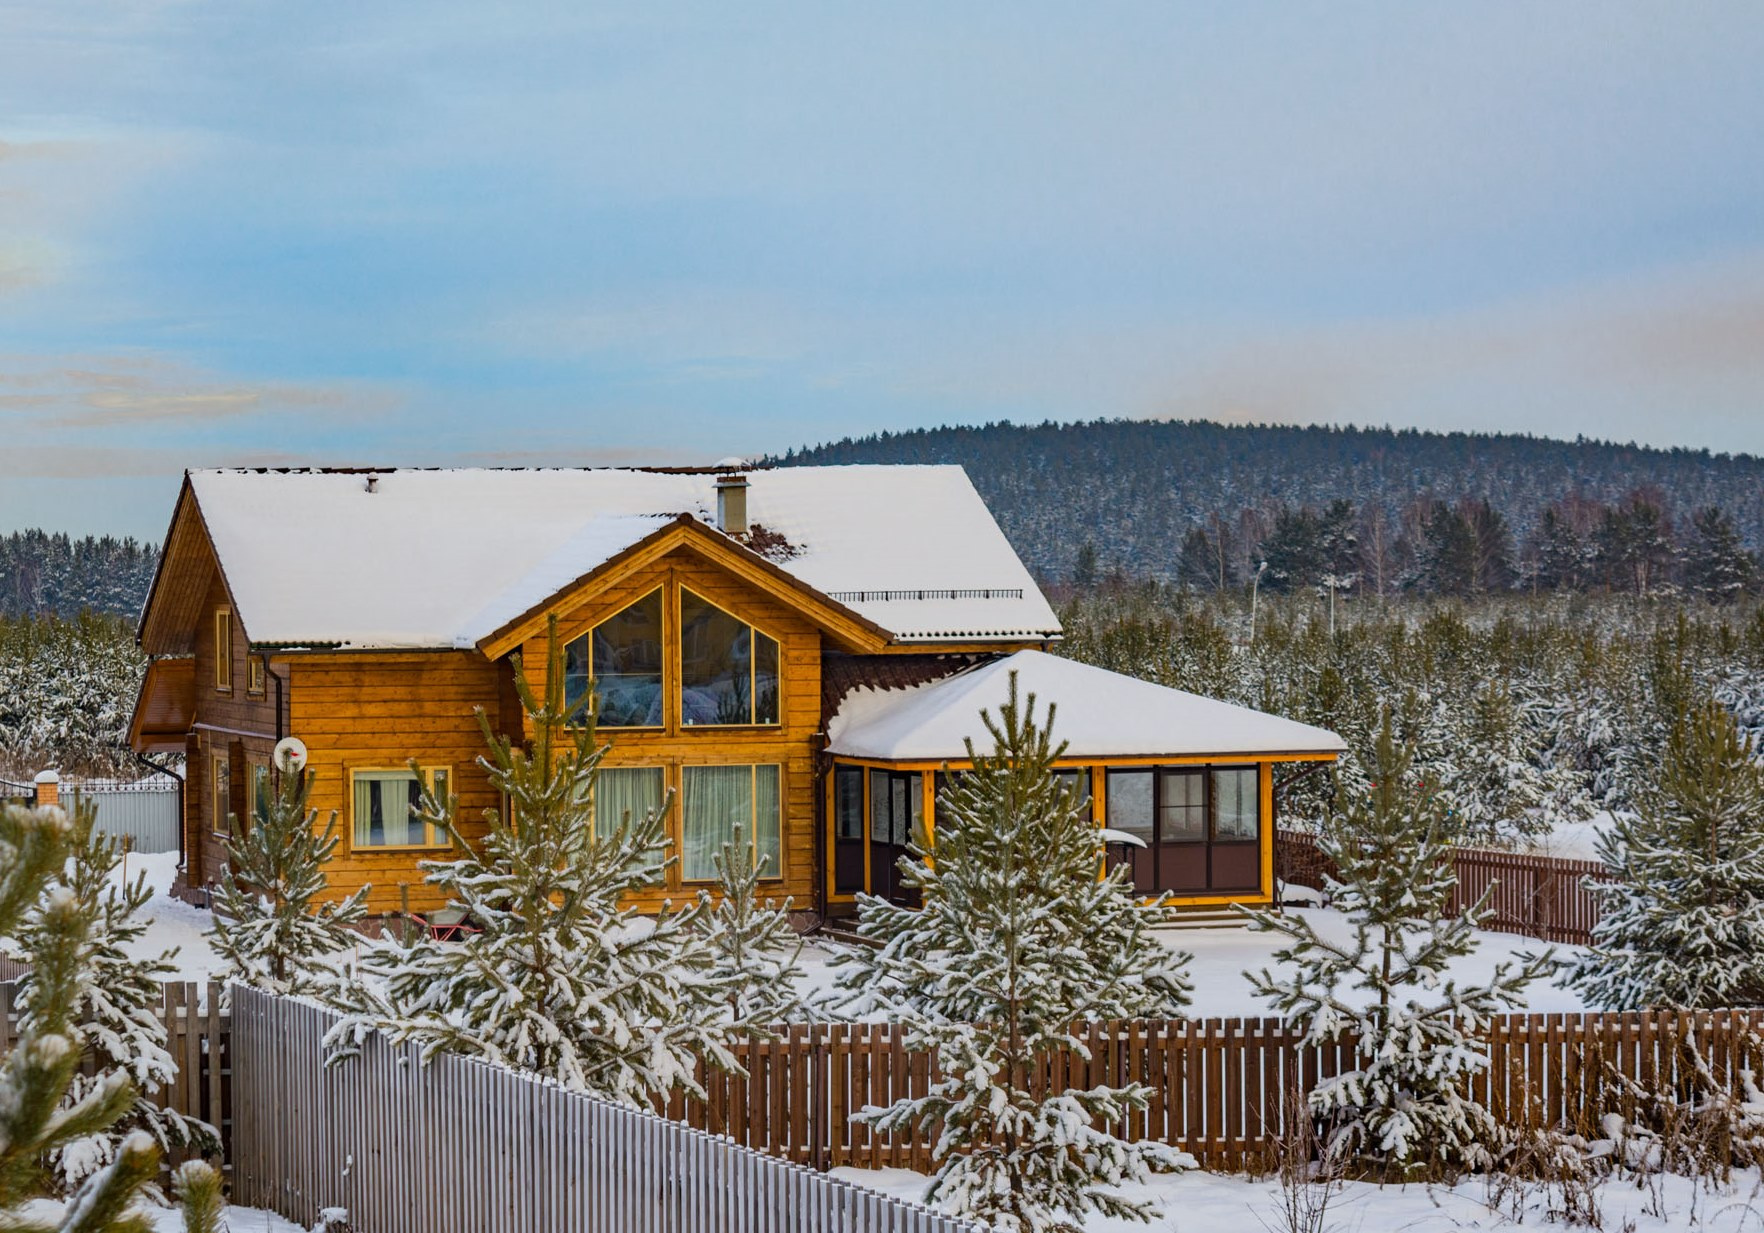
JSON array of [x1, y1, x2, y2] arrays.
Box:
[[288, 650, 508, 914], [518, 546, 825, 915], [185, 569, 280, 890]]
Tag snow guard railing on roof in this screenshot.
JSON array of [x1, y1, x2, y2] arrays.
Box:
[[826, 588, 1024, 603]]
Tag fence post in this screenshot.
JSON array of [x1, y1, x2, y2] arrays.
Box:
[[32, 770, 58, 810]]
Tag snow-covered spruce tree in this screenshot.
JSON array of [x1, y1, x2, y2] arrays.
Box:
[[209, 753, 367, 997], [330, 620, 736, 1104], [1567, 695, 1764, 1009], [0, 802, 164, 1233], [837, 673, 1195, 1233], [16, 802, 217, 1193], [1243, 713, 1553, 1176], [701, 822, 806, 1032]]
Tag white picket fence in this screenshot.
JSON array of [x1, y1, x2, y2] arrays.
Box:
[[66, 777, 180, 852], [229, 986, 984, 1233]]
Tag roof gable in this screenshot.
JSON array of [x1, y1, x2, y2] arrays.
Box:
[[475, 515, 891, 659], [179, 466, 1061, 651]]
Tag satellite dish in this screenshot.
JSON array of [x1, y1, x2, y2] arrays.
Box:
[[273, 737, 308, 774]]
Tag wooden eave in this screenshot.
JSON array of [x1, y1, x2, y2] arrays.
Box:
[[128, 657, 196, 754], [477, 514, 894, 660], [137, 475, 255, 657]]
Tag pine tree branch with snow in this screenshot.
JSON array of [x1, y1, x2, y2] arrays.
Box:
[[208, 758, 367, 999], [327, 618, 738, 1106], [701, 821, 806, 1034], [837, 673, 1194, 1233], [1243, 712, 1553, 1177], [1567, 695, 1764, 1010], [16, 802, 218, 1193]]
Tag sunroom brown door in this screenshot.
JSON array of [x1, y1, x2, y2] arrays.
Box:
[[868, 769, 921, 907]]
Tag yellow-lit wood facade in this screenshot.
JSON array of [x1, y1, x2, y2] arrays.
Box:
[[135, 474, 1336, 918]]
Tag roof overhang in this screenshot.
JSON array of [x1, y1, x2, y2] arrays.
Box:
[[129, 658, 196, 754]]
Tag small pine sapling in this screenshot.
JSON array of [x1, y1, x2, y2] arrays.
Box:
[[702, 822, 806, 1032], [1243, 712, 1553, 1177], [838, 673, 1195, 1233], [171, 1160, 225, 1233], [0, 802, 162, 1233], [209, 754, 367, 997], [17, 801, 218, 1193], [330, 619, 737, 1104], [1568, 696, 1764, 1009]]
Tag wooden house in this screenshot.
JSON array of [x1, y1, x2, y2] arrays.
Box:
[[129, 465, 1343, 919]]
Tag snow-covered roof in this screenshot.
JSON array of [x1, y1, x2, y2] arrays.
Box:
[[186, 466, 1061, 650], [827, 650, 1346, 761]]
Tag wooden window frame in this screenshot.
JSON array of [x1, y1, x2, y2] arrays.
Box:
[[345, 765, 454, 854], [676, 587, 783, 730], [213, 608, 233, 693], [211, 753, 232, 839], [565, 587, 666, 732], [246, 654, 266, 697], [678, 762, 785, 885]]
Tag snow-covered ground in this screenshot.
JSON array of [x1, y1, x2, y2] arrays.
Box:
[[113, 851, 224, 980], [18, 1198, 303, 1231], [125, 850, 1587, 1011], [798, 908, 1585, 1018], [1519, 810, 1619, 863], [835, 1164, 1764, 1232]]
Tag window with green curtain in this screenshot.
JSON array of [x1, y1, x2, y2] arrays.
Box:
[[682, 764, 781, 880], [595, 766, 666, 866], [353, 769, 445, 848], [680, 590, 781, 726]]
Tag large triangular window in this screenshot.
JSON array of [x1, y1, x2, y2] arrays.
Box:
[[563, 589, 665, 728], [680, 589, 780, 726]]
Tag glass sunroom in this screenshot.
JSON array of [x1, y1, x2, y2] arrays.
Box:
[[822, 651, 1345, 912]]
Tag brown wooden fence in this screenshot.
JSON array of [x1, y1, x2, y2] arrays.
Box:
[[1277, 830, 1615, 946], [667, 1010, 1764, 1171], [11, 980, 1763, 1186], [0, 980, 229, 1154]]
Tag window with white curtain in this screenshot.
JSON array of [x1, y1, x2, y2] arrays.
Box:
[[352, 767, 450, 849], [595, 766, 667, 867], [681, 764, 781, 881]]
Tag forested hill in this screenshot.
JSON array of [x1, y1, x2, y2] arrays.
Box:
[[775, 420, 1764, 586], [0, 532, 159, 618]]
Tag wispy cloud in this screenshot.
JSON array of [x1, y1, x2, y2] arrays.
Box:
[[0, 353, 399, 429]]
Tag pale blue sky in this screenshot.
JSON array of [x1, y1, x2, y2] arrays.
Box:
[[3, 2, 1763, 537]]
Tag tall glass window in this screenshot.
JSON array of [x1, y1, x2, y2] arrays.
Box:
[[1105, 769, 1153, 847], [1212, 767, 1260, 841], [1158, 769, 1206, 843], [680, 590, 780, 726], [595, 766, 667, 867], [564, 590, 664, 727], [682, 764, 782, 880]]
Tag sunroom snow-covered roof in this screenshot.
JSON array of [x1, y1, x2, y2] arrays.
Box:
[[186, 466, 1061, 650], [827, 650, 1347, 761]]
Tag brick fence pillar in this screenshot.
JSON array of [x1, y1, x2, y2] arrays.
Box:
[[33, 769, 59, 810]]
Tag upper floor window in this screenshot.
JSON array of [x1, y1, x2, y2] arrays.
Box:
[[213, 608, 232, 691], [247, 655, 265, 696], [563, 590, 664, 728], [680, 590, 779, 726]]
